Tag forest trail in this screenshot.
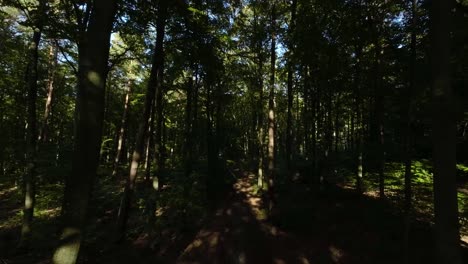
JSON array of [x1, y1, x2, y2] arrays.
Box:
[[175, 174, 366, 264], [175, 172, 468, 264]]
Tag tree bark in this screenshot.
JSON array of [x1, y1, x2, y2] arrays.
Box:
[[286, 0, 297, 177], [20, 9, 43, 247], [267, 3, 277, 214], [430, 0, 462, 263], [52, 1, 118, 263], [116, 0, 167, 239], [404, 0, 417, 260], [354, 44, 363, 193], [112, 79, 132, 177], [39, 42, 58, 143]]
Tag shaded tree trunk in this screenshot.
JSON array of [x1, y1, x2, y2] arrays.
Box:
[[267, 3, 277, 213], [403, 0, 417, 260], [52, 1, 118, 263], [354, 44, 363, 193], [430, 0, 462, 263], [286, 0, 297, 177], [116, 1, 167, 239], [20, 8, 43, 247], [112, 80, 132, 177]]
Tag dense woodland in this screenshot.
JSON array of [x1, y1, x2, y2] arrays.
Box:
[[0, 0, 467, 263]]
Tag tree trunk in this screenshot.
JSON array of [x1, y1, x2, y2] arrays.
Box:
[[144, 101, 155, 182], [267, 3, 277, 214], [112, 80, 132, 177], [404, 0, 417, 260], [153, 1, 168, 189], [372, 28, 385, 199], [116, 0, 167, 239], [286, 0, 297, 177], [20, 15, 43, 247], [354, 44, 364, 193], [52, 1, 118, 263], [39, 42, 58, 143], [430, 0, 462, 263]]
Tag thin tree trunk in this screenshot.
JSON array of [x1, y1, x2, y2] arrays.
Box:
[[20, 11, 43, 247], [144, 101, 155, 182], [52, 1, 118, 263], [153, 2, 168, 189], [372, 27, 385, 199], [286, 0, 297, 177], [354, 43, 364, 193], [116, 1, 166, 238], [112, 80, 132, 177], [404, 0, 417, 260], [39, 42, 58, 143], [430, 0, 462, 263], [267, 3, 277, 213]]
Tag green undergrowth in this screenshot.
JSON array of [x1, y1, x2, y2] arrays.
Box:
[[339, 159, 468, 234]]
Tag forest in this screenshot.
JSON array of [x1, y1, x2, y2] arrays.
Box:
[[0, 0, 467, 263]]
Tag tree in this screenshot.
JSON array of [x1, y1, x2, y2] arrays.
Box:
[[116, 0, 168, 240], [430, 0, 462, 263], [52, 1, 118, 263], [7, 0, 48, 248]]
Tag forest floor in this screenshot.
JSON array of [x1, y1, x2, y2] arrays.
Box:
[[0, 166, 467, 264]]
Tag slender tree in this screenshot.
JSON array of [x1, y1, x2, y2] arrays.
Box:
[[20, 0, 46, 248], [116, 0, 167, 239], [286, 0, 298, 177], [267, 2, 277, 213], [430, 0, 462, 263], [52, 1, 118, 263]]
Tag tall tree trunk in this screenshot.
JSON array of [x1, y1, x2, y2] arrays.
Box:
[[52, 1, 118, 263], [286, 0, 297, 177], [206, 81, 217, 205], [371, 26, 385, 199], [153, 2, 168, 189], [39, 42, 58, 143], [144, 101, 155, 182], [20, 9, 43, 247], [430, 0, 462, 263], [404, 0, 417, 260], [184, 73, 194, 179], [354, 44, 363, 193], [267, 3, 277, 213], [116, 1, 166, 239], [112, 80, 132, 177]]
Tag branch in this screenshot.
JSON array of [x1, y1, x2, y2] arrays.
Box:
[[107, 47, 132, 73], [54, 39, 78, 75]]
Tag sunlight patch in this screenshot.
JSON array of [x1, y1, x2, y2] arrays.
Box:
[[87, 71, 102, 86], [329, 245, 344, 263]]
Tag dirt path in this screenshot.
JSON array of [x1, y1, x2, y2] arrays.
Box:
[[177, 175, 329, 264], [176, 174, 468, 264]]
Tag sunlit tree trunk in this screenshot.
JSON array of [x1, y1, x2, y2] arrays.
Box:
[[354, 44, 363, 193], [52, 1, 118, 263], [266, 3, 277, 213], [430, 0, 462, 263], [253, 6, 265, 189], [20, 2, 44, 245], [112, 80, 132, 177], [39, 42, 58, 143], [144, 102, 155, 182], [116, 1, 166, 239]]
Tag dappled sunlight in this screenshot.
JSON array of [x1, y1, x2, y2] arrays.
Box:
[[298, 254, 311, 264], [329, 245, 344, 263]]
